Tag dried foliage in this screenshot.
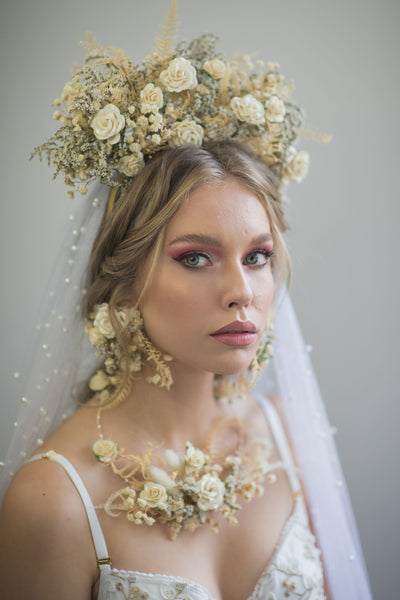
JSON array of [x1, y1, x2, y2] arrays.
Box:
[[32, 7, 322, 197]]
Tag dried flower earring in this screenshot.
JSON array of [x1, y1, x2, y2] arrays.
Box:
[[85, 303, 173, 408]]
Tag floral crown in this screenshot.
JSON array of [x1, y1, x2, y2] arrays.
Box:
[[32, 1, 328, 200]]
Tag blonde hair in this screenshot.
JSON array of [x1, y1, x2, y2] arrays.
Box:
[[85, 141, 289, 351]]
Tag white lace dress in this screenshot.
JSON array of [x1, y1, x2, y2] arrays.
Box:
[[30, 398, 326, 600]]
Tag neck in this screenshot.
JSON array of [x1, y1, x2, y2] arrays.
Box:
[[118, 367, 231, 449]]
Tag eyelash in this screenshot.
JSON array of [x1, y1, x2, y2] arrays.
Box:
[[174, 249, 273, 269]]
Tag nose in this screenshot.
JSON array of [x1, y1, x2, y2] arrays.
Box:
[[220, 263, 253, 310]]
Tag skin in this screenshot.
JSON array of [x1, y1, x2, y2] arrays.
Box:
[[0, 177, 330, 600]]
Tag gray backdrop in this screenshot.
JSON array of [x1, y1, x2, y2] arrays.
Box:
[[1, 0, 398, 596]]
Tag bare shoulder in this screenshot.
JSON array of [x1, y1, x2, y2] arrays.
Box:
[[0, 455, 97, 599]]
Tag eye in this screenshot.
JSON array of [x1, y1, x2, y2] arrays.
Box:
[[244, 250, 273, 266], [176, 253, 210, 268]]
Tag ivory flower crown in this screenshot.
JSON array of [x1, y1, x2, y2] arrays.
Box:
[[31, 0, 328, 199]]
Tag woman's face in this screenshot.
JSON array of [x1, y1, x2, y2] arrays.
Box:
[[140, 177, 274, 377]]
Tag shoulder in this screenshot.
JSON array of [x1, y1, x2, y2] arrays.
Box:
[[0, 456, 97, 599]]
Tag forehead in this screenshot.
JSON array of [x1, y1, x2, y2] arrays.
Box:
[[165, 178, 271, 241]]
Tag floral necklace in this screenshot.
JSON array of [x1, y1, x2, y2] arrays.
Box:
[[93, 407, 282, 540]]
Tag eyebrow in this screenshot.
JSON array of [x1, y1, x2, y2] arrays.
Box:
[[168, 232, 273, 247]]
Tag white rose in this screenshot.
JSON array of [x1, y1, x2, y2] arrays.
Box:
[[139, 482, 168, 509], [93, 439, 118, 463], [140, 83, 164, 114], [265, 95, 286, 123], [170, 119, 204, 147], [230, 94, 265, 125], [91, 103, 125, 143], [283, 149, 310, 183], [159, 57, 198, 93], [197, 474, 225, 511], [93, 303, 115, 338], [89, 369, 110, 392], [118, 152, 144, 177], [185, 444, 206, 474], [203, 59, 226, 80]]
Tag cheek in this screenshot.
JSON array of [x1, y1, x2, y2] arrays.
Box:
[[253, 270, 274, 305], [142, 271, 210, 328]]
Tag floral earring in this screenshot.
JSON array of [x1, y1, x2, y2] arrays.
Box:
[[86, 303, 173, 408]]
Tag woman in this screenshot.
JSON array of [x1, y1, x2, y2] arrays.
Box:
[[0, 10, 371, 599]]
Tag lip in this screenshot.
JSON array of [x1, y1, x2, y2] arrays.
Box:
[[210, 321, 257, 347], [211, 320, 257, 335]]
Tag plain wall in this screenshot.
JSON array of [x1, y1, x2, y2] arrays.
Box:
[[0, 0, 398, 596]]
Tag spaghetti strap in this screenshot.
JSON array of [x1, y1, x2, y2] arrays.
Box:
[[256, 396, 302, 494], [29, 451, 112, 570]]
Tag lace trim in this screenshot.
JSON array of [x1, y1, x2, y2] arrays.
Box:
[[103, 497, 309, 600], [109, 568, 215, 600], [247, 498, 304, 600]]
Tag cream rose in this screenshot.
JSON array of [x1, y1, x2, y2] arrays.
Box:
[[93, 439, 118, 463], [118, 152, 145, 177], [203, 59, 226, 79], [159, 57, 198, 93], [91, 103, 125, 143], [185, 444, 206, 474], [197, 474, 225, 511], [265, 95, 286, 123], [93, 303, 115, 338], [230, 94, 265, 125], [89, 370, 110, 392], [139, 482, 168, 509], [170, 119, 204, 146], [140, 83, 164, 114], [283, 149, 310, 183]]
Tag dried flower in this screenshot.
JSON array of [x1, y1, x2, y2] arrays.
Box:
[[89, 369, 110, 392], [283, 149, 310, 183], [32, 28, 320, 196], [265, 95, 286, 123], [170, 119, 204, 146], [119, 152, 145, 177], [159, 56, 198, 92], [203, 58, 226, 79], [93, 303, 115, 338], [231, 94, 265, 125], [93, 439, 118, 463], [91, 103, 125, 143], [140, 83, 164, 114], [139, 482, 168, 509]]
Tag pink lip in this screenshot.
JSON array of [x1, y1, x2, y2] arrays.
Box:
[[210, 321, 257, 347], [211, 320, 257, 335]]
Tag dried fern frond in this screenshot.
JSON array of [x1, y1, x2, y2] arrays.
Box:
[[302, 125, 332, 144], [147, 0, 179, 68]]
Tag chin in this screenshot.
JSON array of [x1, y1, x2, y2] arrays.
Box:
[[211, 356, 255, 377]]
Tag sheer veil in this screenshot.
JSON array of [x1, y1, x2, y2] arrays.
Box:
[[0, 182, 372, 598]]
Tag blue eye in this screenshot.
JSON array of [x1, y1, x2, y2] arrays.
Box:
[[244, 250, 273, 266]]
